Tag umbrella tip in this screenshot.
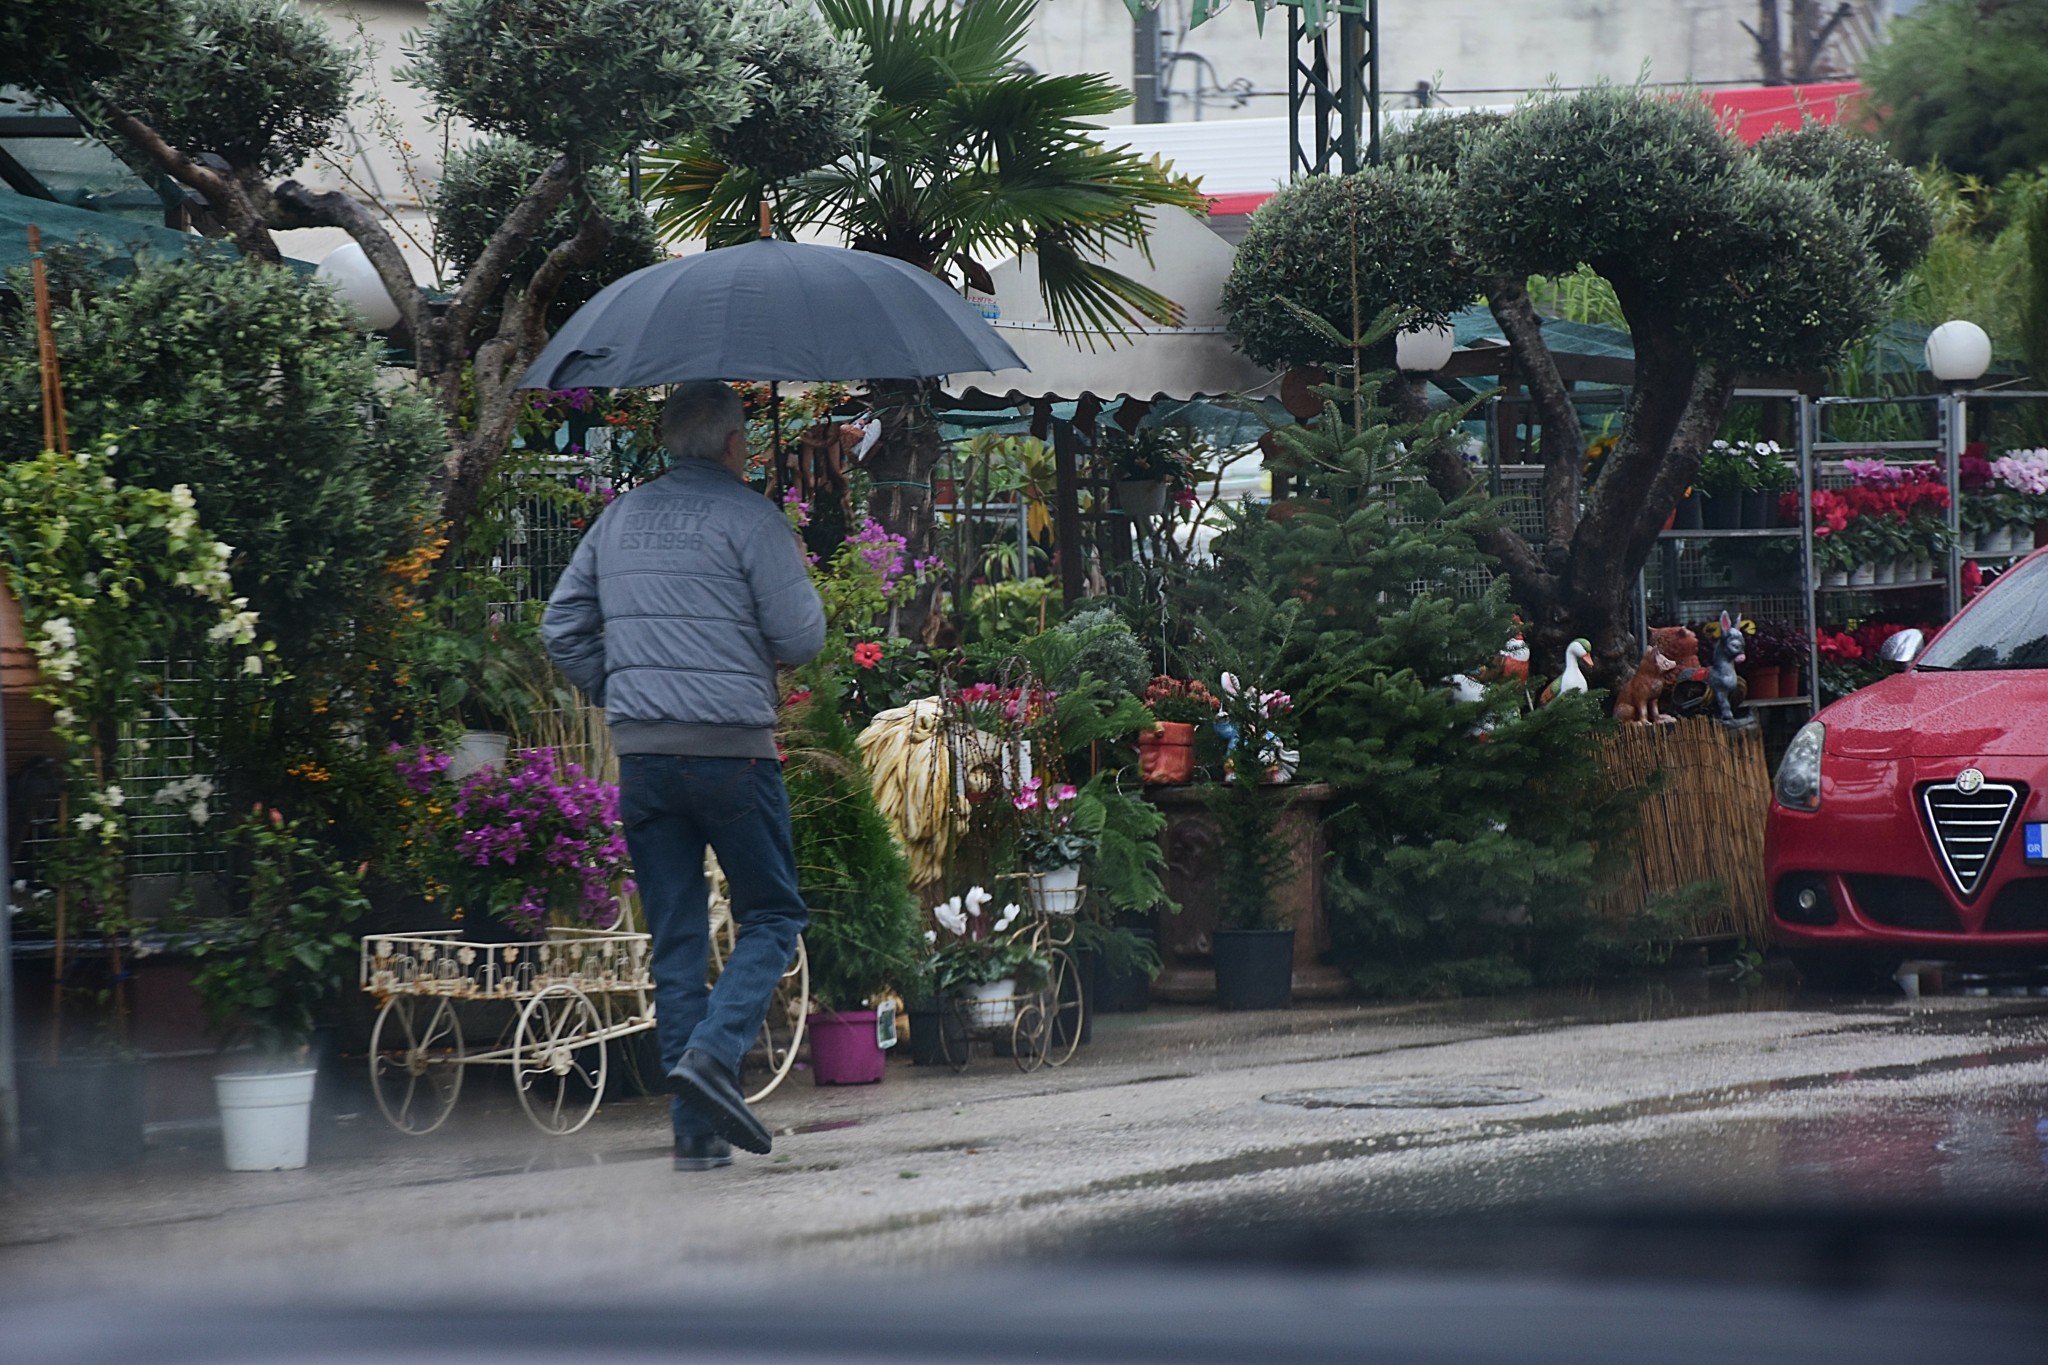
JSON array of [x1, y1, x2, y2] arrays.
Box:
[[758, 202, 772, 239]]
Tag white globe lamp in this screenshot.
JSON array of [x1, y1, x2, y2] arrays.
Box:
[[1924, 320, 1991, 384], [315, 243, 403, 331], [1395, 321, 1456, 373]]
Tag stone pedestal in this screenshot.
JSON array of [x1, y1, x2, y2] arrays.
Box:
[[1147, 782, 1348, 1003]]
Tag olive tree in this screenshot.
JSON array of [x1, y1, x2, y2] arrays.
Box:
[[9, 0, 871, 545], [1223, 91, 1932, 681]]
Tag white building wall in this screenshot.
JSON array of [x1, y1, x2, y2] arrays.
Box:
[[1029, 0, 1781, 125]]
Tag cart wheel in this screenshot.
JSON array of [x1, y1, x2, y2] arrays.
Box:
[[369, 995, 464, 1135], [1012, 992, 1050, 1074], [937, 994, 973, 1073], [513, 985, 608, 1135], [1044, 948, 1085, 1069]]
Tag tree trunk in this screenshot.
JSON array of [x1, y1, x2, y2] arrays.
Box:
[[865, 379, 945, 640]]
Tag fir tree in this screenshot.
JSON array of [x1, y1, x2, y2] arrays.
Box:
[[1188, 316, 1633, 996]]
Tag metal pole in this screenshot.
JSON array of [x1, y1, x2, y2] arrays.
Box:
[[1941, 390, 1964, 620], [0, 676, 18, 1169], [1132, 5, 1167, 124]]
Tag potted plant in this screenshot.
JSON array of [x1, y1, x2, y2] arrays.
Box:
[[1744, 440, 1795, 528], [1695, 440, 1755, 530], [783, 689, 926, 1085], [1100, 425, 1196, 521], [927, 889, 1045, 1029], [1206, 672, 1301, 1010], [1990, 447, 2048, 550], [390, 744, 635, 940], [1013, 777, 1094, 915], [1137, 675, 1217, 784], [187, 808, 367, 1171]]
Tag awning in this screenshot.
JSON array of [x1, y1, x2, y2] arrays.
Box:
[[944, 205, 1278, 404], [0, 187, 226, 277]]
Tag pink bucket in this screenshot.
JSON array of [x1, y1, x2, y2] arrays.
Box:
[[806, 1010, 886, 1086]]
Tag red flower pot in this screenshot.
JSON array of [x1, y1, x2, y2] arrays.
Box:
[[1746, 665, 1783, 701], [1137, 721, 1196, 785]]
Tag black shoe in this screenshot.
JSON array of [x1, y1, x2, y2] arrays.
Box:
[[673, 1133, 732, 1171], [667, 1048, 773, 1155]]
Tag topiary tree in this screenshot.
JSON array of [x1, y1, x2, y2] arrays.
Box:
[[1224, 91, 1931, 682], [1863, 0, 2048, 186], [11, 0, 872, 550], [434, 137, 666, 332]]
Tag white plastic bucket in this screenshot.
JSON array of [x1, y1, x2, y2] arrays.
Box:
[[448, 729, 510, 782], [967, 979, 1017, 1029], [1032, 864, 1084, 917], [215, 1068, 318, 1171]]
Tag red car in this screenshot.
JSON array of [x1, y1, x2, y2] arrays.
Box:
[[1765, 547, 2048, 983]]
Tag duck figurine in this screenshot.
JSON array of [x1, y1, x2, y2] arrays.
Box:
[[1539, 638, 1593, 706]]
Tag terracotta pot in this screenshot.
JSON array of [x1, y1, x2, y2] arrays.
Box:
[[2, 575, 64, 767], [1746, 665, 1783, 701], [1137, 721, 1196, 785]]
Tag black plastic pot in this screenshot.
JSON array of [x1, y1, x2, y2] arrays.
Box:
[[1700, 490, 1743, 530], [1741, 488, 1772, 529], [1673, 491, 1703, 530], [18, 1055, 146, 1171], [1212, 928, 1295, 1011], [907, 999, 967, 1067], [1092, 928, 1157, 1013]]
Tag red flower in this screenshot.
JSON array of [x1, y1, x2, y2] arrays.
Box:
[[1962, 559, 1984, 601], [784, 688, 813, 708], [852, 641, 884, 669]]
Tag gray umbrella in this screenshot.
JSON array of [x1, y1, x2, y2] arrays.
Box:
[[518, 237, 1026, 391]]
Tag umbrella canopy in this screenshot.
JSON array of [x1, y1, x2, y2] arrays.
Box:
[[519, 237, 1026, 390]]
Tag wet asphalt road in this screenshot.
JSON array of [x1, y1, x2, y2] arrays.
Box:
[[6, 967, 2048, 1309]]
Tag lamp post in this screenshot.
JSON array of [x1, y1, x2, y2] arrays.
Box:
[[315, 243, 402, 332], [1927, 320, 1992, 617], [1395, 322, 1456, 374]]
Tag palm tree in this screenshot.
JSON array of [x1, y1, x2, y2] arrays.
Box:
[[640, 0, 1206, 637]]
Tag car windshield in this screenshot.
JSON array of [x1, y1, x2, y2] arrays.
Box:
[[1916, 554, 2048, 670]]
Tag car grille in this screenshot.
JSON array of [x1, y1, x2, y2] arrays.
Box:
[[1983, 878, 2048, 934], [1846, 875, 1962, 933], [1920, 780, 2024, 898]]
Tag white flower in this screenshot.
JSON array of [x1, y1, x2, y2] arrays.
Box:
[[242, 654, 263, 676], [74, 450, 92, 466], [993, 902, 1022, 932], [102, 785, 125, 808], [40, 618, 76, 650], [74, 811, 104, 833], [169, 483, 195, 509], [53, 708, 76, 727], [214, 542, 234, 562], [923, 930, 937, 945], [187, 800, 212, 827], [933, 896, 968, 936], [964, 885, 993, 918]]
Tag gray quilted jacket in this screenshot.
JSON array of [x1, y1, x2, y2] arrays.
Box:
[[542, 458, 824, 759]]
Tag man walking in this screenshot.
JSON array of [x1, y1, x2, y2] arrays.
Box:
[[543, 382, 823, 1169]]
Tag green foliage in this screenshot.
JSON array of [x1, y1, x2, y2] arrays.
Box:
[[0, 441, 269, 937], [784, 682, 926, 1010], [2020, 181, 2048, 389], [1222, 167, 1475, 371], [1046, 608, 1151, 697], [402, 0, 755, 162], [642, 0, 1207, 339], [1382, 110, 1508, 179], [1184, 360, 1626, 990], [1752, 123, 1935, 286], [104, 0, 358, 179], [434, 136, 665, 329], [0, 0, 182, 98], [0, 253, 443, 664], [707, 1, 877, 184], [1864, 0, 2048, 184], [187, 809, 368, 1055], [966, 576, 1059, 645]]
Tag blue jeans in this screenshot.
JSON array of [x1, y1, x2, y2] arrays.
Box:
[[617, 755, 807, 1140]]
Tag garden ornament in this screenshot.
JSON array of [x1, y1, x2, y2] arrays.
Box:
[[1706, 611, 1753, 728], [1538, 639, 1592, 706], [1612, 647, 1680, 726]]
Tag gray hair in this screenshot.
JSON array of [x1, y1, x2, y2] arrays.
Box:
[[660, 382, 747, 461]]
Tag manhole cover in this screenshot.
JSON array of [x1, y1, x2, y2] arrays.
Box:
[[1264, 1083, 1542, 1110]]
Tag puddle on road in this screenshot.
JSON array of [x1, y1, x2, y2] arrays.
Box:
[[781, 1118, 863, 1136], [1267, 1083, 1543, 1110]]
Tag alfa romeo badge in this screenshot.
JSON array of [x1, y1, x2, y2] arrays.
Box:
[[1956, 767, 1985, 794]]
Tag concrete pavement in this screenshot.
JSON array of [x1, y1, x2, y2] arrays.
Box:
[[4, 973, 2046, 1302]]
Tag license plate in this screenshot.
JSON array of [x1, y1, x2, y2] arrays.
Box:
[[2028, 822, 2048, 864]]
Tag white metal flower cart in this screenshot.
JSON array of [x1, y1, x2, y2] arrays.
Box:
[[360, 903, 806, 1137]]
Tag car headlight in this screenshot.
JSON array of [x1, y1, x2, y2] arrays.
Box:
[[1774, 721, 1825, 811]]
